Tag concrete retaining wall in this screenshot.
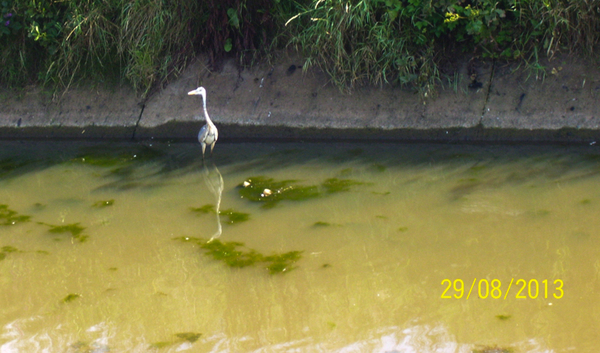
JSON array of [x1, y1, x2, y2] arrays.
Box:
[[1, 51, 599, 143]]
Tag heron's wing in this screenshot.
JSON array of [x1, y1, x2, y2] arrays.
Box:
[[198, 124, 209, 144]]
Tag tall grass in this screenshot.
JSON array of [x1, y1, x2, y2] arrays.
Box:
[[0, 0, 598, 97], [1, 0, 200, 98], [287, 0, 600, 96], [288, 0, 442, 96]]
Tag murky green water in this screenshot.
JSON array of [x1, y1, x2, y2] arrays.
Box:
[[1, 141, 600, 352]]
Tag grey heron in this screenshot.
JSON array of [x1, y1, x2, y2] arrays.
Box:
[[188, 86, 218, 158]]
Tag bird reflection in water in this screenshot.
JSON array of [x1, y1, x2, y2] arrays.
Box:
[[201, 162, 224, 242]]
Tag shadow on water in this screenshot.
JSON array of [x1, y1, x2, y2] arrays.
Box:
[[2, 141, 600, 195]]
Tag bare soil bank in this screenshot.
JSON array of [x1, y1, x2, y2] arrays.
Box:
[[1, 51, 599, 143]]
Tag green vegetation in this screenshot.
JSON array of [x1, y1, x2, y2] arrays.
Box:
[[71, 144, 164, 168], [38, 222, 89, 242], [219, 209, 250, 224], [239, 176, 320, 208], [0, 245, 19, 261], [0, 204, 31, 225], [149, 332, 202, 349], [62, 293, 81, 303], [238, 176, 365, 208], [174, 236, 302, 274], [2, 0, 598, 96], [190, 204, 250, 224], [313, 221, 331, 227], [189, 204, 216, 214]]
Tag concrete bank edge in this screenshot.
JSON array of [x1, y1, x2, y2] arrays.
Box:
[[1, 52, 599, 143]]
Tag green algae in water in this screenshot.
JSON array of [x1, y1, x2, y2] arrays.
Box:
[[92, 199, 114, 207], [62, 293, 81, 303], [0, 246, 21, 260], [173, 237, 302, 274], [238, 176, 365, 208], [190, 204, 250, 224], [239, 176, 320, 208], [313, 221, 331, 227], [190, 204, 215, 214], [149, 341, 173, 349], [398, 227, 408, 232], [175, 332, 202, 343], [264, 251, 302, 274], [72, 144, 165, 167], [1, 246, 19, 254], [38, 222, 89, 242], [321, 178, 365, 193], [0, 204, 31, 226], [220, 209, 250, 224], [201, 240, 263, 268], [496, 314, 511, 320], [150, 332, 202, 349]]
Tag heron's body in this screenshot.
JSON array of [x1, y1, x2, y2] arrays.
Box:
[[188, 87, 218, 158]]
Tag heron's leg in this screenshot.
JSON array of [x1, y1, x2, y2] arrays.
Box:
[[210, 142, 215, 156], [201, 142, 207, 159]]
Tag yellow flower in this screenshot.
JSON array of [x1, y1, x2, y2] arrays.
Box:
[[444, 12, 460, 23]]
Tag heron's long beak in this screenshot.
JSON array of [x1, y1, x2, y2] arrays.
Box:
[[188, 90, 198, 95]]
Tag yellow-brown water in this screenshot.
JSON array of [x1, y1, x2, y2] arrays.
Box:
[[1, 141, 599, 352]]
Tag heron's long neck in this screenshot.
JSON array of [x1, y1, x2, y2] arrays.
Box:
[[202, 95, 214, 126]]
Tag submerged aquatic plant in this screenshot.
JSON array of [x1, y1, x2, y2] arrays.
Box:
[[149, 332, 202, 349], [313, 221, 331, 227], [238, 176, 320, 208], [173, 237, 302, 274], [321, 178, 365, 193], [190, 204, 250, 224], [1, 246, 18, 253], [238, 176, 365, 208], [0, 204, 31, 225], [219, 209, 250, 224], [174, 332, 202, 343], [62, 293, 81, 303], [190, 204, 216, 214], [38, 222, 89, 242], [0, 246, 15, 261], [71, 144, 164, 168]]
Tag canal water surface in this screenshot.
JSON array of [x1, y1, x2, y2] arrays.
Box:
[[1, 141, 599, 352]]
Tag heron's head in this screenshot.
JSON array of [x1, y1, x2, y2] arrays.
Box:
[[188, 86, 206, 98]]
